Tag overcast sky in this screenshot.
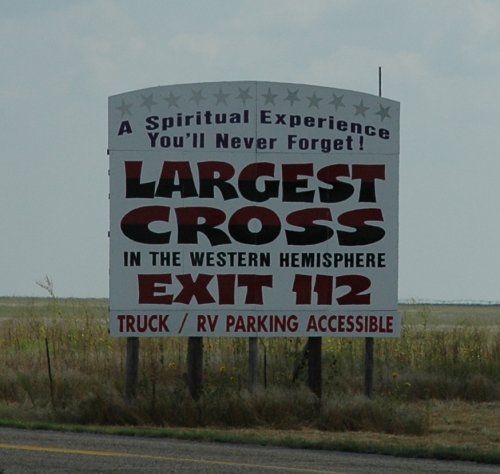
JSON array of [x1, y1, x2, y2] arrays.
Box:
[[1, 0, 499, 302]]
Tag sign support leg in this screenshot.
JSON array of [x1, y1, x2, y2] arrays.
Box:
[[125, 337, 139, 400], [187, 336, 203, 400], [248, 337, 258, 392], [307, 337, 322, 399], [364, 336, 374, 398]]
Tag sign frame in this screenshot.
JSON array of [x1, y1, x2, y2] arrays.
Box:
[[108, 81, 400, 337]]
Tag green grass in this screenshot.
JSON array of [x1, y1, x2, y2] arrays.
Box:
[[1, 298, 500, 463], [0, 298, 499, 435], [0, 296, 107, 320], [0, 417, 499, 465]]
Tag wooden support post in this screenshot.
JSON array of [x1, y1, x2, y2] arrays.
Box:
[[263, 342, 268, 389], [248, 337, 258, 392], [364, 336, 374, 398], [307, 337, 322, 399], [187, 337, 203, 400], [125, 337, 139, 400]]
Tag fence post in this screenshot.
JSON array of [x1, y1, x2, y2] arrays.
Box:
[[45, 337, 55, 409], [125, 337, 139, 400]]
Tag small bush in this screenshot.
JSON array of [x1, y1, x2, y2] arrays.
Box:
[[251, 386, 319, 428], [58, 384, 142, 425], [384, 403, 429, 435], [379, 372, 461, 400], [0, 369, 19, 403], [139, 382, 199, 426], [318, 395, 428, 435], [463, 374, 500, 402], [200, 389, 256, 427]]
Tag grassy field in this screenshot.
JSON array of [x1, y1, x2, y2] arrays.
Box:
[[0, 297, 499, 462]]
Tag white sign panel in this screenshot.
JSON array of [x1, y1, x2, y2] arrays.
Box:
[[108, 81, 400, 337]]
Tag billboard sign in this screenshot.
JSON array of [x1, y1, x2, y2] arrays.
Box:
[[108, 81, 400, 337]]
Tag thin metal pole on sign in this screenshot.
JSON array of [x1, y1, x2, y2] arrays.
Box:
[[379, 66, 382, 96], [364, 67, 382, 399]]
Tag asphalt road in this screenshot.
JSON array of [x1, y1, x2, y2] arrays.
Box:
[[0, 427, 498, 473]]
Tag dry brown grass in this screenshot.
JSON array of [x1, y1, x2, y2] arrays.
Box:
[[205, 400, 500, 453], [0, 298, 499, 444], [427, 400, 500, 452]]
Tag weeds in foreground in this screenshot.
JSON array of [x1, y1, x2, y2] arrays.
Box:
[[0, 299, 498, 434]]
